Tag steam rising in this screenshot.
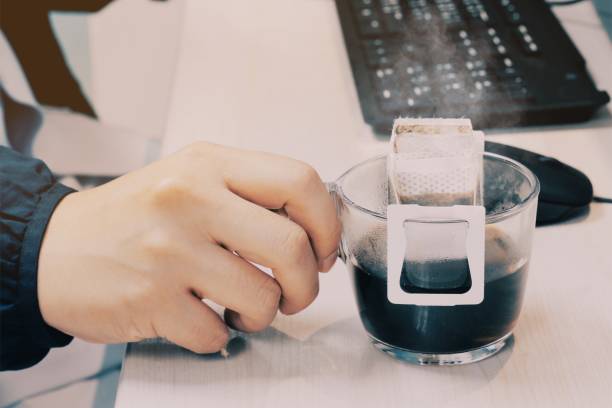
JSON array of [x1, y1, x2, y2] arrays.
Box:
[[381, 2, 524, 128]]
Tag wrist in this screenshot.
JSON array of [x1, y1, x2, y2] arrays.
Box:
[[37, 189, 79, 336]]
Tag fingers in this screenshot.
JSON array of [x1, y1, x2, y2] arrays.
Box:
[[224, 308, 271, 333], [157, 294, 229, 354], [205, 191, 319, 315], [217, 147, 341, 271], [186, 243, 281, 332]]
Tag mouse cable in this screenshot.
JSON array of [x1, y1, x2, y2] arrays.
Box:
[[593, 196, 612, 204], [546, 0, 587, 6]]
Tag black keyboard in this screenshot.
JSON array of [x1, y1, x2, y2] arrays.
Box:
[[336, 0, 610, 133]]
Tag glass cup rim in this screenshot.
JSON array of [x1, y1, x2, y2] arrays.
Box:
[[334, 152, 540, 224]]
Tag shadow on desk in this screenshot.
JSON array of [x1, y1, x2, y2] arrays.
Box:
[[124, 317, 514, 398]]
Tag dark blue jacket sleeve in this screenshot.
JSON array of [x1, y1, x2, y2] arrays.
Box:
[[0, 146, 75, 371]]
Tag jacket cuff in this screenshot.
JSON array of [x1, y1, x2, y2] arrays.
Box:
[[17, 182, 75, 348]]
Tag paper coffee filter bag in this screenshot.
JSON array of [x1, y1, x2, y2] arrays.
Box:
[[352, 118, 486, 280], [388, 118, 484, 206]]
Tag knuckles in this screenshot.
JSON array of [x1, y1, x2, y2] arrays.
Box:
[[281, 279, 319, 316], [226, 276, 280, 333], [140, 228, 177, 261], [255, 277, 282, 315], [280, 225, 312, 264], [184, 141, 215, 157], [179, 142, 222, 170], [148, 177, 194, 209], [276, 226, 320, 314], [289, 162, 321, 193]]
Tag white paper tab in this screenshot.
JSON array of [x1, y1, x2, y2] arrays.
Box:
[[387, 204, 485, 306]]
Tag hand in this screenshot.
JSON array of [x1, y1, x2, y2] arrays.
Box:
[[38, 142, 340, 353]]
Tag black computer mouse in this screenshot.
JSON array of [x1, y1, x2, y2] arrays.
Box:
[[485, 141, 593, 226]]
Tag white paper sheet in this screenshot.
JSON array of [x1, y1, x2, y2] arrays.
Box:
[[32, 107, 156, 176]]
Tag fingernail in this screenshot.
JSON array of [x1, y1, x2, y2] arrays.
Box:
[[319, 251, 338, 272]]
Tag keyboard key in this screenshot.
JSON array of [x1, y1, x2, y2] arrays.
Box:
[[374, 67, 396, 78], [434, 0, 463, 27], [465, 59, 486, 71], [363, 39, 398, 66], [410, 73, 430, 85], [401, 63, 426, 76], [400, 43, 428, 60], [434, 62, 454, 72], [357, 7, 384, 36], [514, 25, 540, 54], [462, 0, 493, 25], [496, 66, 520, 78], [377, 86, 405, 110], [406, 0, 434, 23], [372, 67, 398, 84], [526, 42, 539, 53], [504, 79, 534, 100], [441, 82, 465, 93], [473, 80, 493, 91], [470, 69, 488, 79], [381, 0, 405, 33], [499, 0, 522, 24], [405, 95, 436, 110], [507, 87, 533, 100], [508, 76, 525, 87], [467, 89, 507, 104], [351, 0, 374, 9]]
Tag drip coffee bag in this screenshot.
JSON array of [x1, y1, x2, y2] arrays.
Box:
[[388, 118, 484, 206]]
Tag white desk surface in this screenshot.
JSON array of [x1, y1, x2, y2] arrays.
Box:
[[116, 1, 612, 407]]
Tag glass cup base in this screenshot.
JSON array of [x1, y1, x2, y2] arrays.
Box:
[[370, 332, 513, 365]]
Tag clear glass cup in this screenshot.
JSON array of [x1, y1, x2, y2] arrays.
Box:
[[328, 153, 539, 365]]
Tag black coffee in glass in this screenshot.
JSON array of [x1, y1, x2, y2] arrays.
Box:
[[350, 231, 528, 353]]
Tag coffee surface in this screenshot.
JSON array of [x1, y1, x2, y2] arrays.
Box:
[[400, 258, 472, 294]]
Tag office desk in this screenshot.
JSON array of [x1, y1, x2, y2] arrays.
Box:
[[115, 1, 612, 407]]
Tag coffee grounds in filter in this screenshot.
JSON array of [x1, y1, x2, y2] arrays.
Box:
[[388, 118, 484, 206]]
